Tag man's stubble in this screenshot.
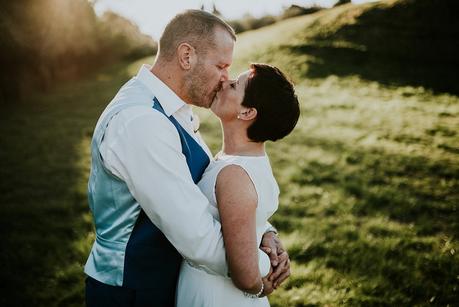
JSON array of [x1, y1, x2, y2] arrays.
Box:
[[185, 60, 220, 109]]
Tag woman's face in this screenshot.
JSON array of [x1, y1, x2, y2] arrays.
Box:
[[210, 70, 251, 121]]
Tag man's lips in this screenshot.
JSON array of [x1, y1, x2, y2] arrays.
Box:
[[210, 83, 223, 106]]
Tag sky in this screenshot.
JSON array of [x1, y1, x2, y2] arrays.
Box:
[[94, 0, 378, 39]]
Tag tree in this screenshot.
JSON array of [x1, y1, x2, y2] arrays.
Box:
[[212, 3, 221, 16], [334, 0, 351, 7]]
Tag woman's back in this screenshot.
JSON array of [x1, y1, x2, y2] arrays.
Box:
[[199, 153, 279, 244]]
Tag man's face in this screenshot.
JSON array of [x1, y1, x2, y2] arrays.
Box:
[[185, 27, 234, 108]]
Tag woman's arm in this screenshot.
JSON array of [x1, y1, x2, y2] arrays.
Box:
[[215, 164, 264, 294]]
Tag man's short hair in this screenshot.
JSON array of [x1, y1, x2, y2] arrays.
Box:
[[158, 10, 236, 60]]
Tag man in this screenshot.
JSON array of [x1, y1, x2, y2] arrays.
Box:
[[85, 10, 290, 306]]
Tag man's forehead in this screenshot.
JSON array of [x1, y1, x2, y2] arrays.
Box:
[[210, 41, 233, 64], [213, 28, 234, 49]]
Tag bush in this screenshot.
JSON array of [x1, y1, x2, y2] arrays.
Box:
[[98, 11, 157, 60], [227, 14, 277, 34], [226, 5, 324, 34], [334, 0, 352, 7], [0, 0, 157, 104], [281, 5, 323, 20]]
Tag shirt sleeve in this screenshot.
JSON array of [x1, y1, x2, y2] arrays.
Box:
[[102, 109, 228, 276], [264, 221, 277, 234]]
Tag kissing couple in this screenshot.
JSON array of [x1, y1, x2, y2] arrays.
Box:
[[84, 9, 300, 307]]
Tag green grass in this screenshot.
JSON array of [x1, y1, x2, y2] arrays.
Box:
[[0, 60, 145, 306], [1, 1, 458, 306]]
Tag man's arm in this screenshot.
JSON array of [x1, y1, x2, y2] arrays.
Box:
[[104, 110, 227, 275]]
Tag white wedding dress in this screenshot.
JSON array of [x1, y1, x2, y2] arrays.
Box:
[[176, 153, 280, 307]]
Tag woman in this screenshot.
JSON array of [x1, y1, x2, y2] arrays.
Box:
[[176, 63, 300, 306]]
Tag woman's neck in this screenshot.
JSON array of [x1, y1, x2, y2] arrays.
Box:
[[221, 122, 265, 156]]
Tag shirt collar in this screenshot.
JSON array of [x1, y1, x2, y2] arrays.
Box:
[[136, 64, 187, 117]]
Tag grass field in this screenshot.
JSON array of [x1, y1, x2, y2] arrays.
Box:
[[1, 1, 458, 306]]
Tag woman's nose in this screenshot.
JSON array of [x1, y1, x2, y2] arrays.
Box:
[[222, 79, 236, 89]]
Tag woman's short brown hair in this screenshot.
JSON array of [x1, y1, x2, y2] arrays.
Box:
[[242, 64, 300, 142]]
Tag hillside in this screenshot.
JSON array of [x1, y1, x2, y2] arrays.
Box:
[[199, 1, 459, 305], [0, 0, 458, 306], [232, 0, 459, 94]]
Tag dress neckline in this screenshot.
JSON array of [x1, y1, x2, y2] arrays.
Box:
[[216, 151, 267, 160]]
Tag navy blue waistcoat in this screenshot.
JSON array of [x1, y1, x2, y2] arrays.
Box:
[[85, 96, 210, 305], [123, 99, 210, 291]]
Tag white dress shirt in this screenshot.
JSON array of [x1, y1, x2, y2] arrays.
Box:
[[98, 64, 227, 275]]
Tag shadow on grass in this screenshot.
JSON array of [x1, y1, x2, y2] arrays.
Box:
[[0, 61, 135, 306], [273, 136, 459, 305], [289, 43, 459, 96], [289, 137, 459, 236]]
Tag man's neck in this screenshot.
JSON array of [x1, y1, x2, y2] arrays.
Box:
[[150, 62, 190, 104]]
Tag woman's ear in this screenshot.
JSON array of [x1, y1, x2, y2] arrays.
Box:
[[177, 43, 196, 70], [238, 107, 257, 121]]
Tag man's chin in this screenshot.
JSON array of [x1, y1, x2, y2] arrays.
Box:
[[208, 98, 217, 109], [204, 97, 216, 110], [209, 101, 217, 113], [195, 93, 217, 109], [192, 99, 211, 109]]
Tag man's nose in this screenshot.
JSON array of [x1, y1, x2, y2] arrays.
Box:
[[220, 68, 229, 81]]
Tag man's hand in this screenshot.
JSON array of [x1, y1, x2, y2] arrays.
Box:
[[268, 250, 290, 288], [261, 274, 275, 296], [260, 231, 291, 289], [258, 265, 274, 297]]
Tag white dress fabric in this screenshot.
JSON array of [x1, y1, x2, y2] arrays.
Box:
[[176, 153, 280, 307]]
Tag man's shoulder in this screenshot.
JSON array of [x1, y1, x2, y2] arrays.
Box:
[[112, 77, 152, 105], [104, 104, 178, 146], [100, 77, 181, 145], [116, 105, 170, 128], [101, 105, 181, 162], [107, 78, 173, 129]]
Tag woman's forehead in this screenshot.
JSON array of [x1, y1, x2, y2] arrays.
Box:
[[237, 70, 251, 81]]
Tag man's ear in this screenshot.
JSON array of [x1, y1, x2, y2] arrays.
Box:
[[239, 107, 257, 121], [177, 43, 196, 70]]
